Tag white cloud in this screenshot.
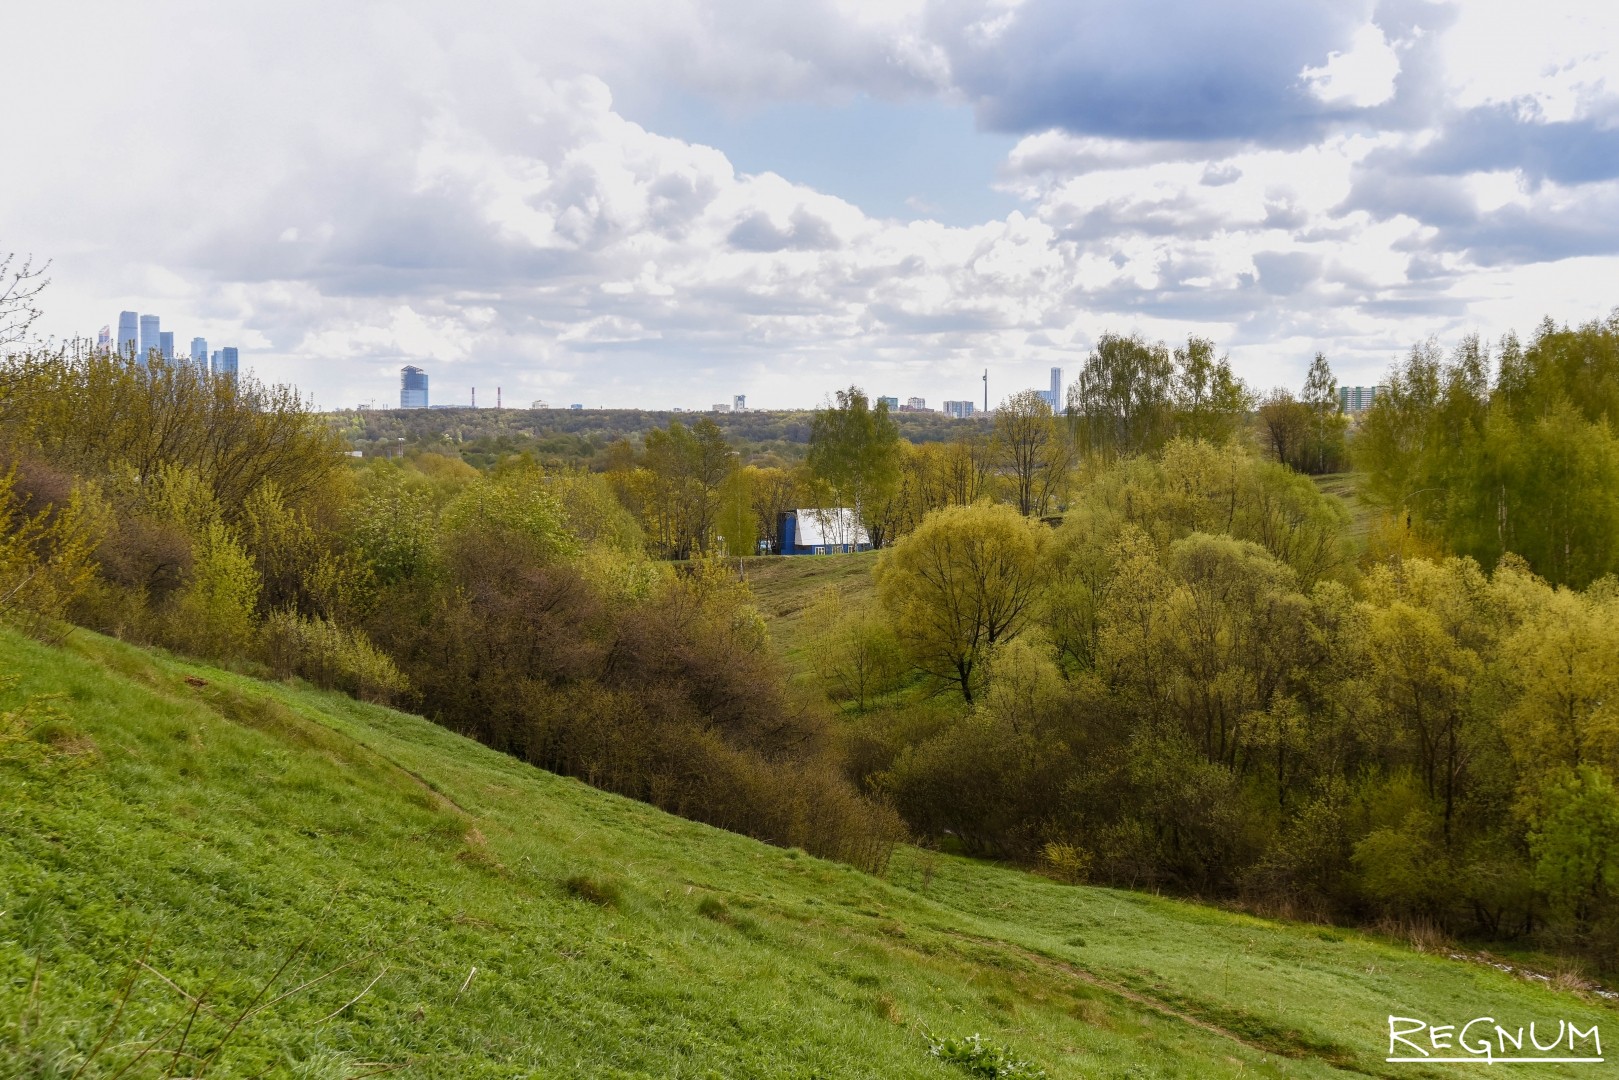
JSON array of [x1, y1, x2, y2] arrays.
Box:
[[1301, 22, 1401, 108], [1, 1, 1616, 410]]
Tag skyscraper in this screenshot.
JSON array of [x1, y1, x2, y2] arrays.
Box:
[[400, 365, 428, 408], [159, 331, 175, 362], [190, 338, 208, 372], [214, 347, 239, 382], [138, 315, 160, 366], [117, 311, 138, 359], [96, 326, 111, 351], [1050, 367, 1062, 409]]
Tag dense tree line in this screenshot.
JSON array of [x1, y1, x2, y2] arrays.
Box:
[[817, 439, 1619, 965], [1357, 314, 1619, 587], [0, 347, 903, 871]]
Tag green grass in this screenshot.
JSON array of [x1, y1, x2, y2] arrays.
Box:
[[1312, 472, 1377, 551], [3, 625, 1614, 1077], [743, 552, 880, 667]]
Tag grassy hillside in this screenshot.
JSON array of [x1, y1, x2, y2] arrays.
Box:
[[3, 626, 1614, 1078], [743, 552, 880, 667]]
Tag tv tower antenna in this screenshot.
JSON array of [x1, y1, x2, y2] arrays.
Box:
[[982, 368, 988, 414], [497, 386, 502, 409], [471, 387, 476, 408]]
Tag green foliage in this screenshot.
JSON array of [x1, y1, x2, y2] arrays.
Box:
[[610, 417, 738, 558], [1173, 335, 1254, 445], [807, 386, 902, 540], [0, 464, 107, 631], [927, 1033, 1048, 1079], [0, 347, 344, 518], [1069, 333, 1177, 460], [440, 466, 582, 563], [802, 585, 906, 711], [259, 609, 407, 703], [992, 389, 1073, 517], [874, 502, 1049, 703], [349, 467, 439, 585], [167, 520, 260, 659], [1357, 316, 1619, 587], [1528, 767, 1619, 922]]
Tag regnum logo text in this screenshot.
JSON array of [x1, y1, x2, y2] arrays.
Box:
[[1388, 1015, 1603, 1064]]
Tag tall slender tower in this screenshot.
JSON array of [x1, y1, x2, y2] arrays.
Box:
[[190, 338, 209, 372], [138, 315, 160, 366], [117, 311, 138, 359], [982, 369, 988, 414], [214, 347, 239, 383], [1049, 367, 1061, 409], [159, 331, 175, 362]]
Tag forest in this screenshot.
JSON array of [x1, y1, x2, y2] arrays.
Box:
[[4, 311, 1619, 969]]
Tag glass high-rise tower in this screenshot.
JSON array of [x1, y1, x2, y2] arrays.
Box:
[[400, 366, 429, 408], [190, 338, 208, 372], [117, 311, 139, 359], [160, 331, 175, 362], [213, 347, 239, 382], [138, 315, 161, 366]]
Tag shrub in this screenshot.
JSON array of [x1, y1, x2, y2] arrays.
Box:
[[926, 1033, 1047, 1079], [260, 610, 408, 704]]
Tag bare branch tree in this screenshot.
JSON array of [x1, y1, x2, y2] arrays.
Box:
[[0, 252, 51, 346]]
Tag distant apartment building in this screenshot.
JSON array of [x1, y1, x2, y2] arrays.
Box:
[[214, 347, 239, 382], [400, 365, 429, 408], [117, 312, 138, 358], [902, 397, 927, 411], [733, 394, 747, 412], [878, 396, 899, 410], [711, 402, 732, 413], [1339, 385, 1384, 413], [943, 400, 976, 418], [138, 314, 161, 365]]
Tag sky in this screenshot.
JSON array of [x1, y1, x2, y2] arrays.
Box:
[[4, 0, 1618, 411]]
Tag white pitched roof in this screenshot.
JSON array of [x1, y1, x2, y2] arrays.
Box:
[[794, 508, 870, 547]]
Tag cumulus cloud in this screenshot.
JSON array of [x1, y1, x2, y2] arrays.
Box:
[[2, 0, 1617, 406]]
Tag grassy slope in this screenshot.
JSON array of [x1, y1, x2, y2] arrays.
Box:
[[742, 552, 880, 670], [2, 626, 1614, 1078]]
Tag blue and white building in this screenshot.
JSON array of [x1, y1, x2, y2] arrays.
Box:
[[776, 508, 872, 556]]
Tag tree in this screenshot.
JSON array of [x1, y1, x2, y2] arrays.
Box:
[[1257, 389, 1311, 471], [745, 465, 799, 554], [993, 389, 1074, 516], [803, 586, 905, 711], [615, 418, 737, 559], [873, 503, 1049, 702], [1173, 336, 1252, 444], [1301, 352, 1347, 474], [0, 252, 49, 346], [1068, 333, 1175, 460], [807, 387, 901, 545]]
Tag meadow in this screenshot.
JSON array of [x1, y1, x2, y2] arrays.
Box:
[[4, 623, 1612, 1077]]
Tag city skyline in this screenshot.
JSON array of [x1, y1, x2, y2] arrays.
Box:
[[113, 307, 240, 379]]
